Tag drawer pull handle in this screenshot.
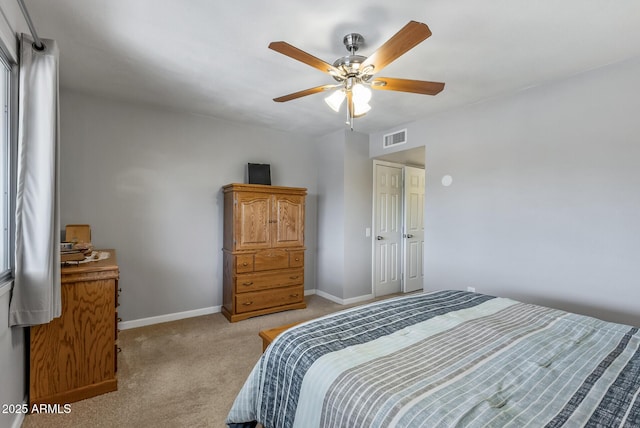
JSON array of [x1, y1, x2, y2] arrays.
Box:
[[242, 262, 248, 266], [295, 258, 300, 261], [243, 301, 254, 306], [290, 294, 299, 298], [290, 276, 299, 279], [242, 282, 254, 286]]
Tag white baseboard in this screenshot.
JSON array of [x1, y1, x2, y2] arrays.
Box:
[[343, 293, 375, 305], [314, 289, 342, 304], [10, 397, 27, 428], [10, 412, 25, 428], [119, 306, 221, 330], [314, 289, 374, 305], [118, 288, 347, 330]]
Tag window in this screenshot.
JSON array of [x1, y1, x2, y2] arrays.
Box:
[[0, 51, 13, 282]]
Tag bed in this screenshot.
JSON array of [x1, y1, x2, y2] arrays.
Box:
[[227, 290, 640, 427]]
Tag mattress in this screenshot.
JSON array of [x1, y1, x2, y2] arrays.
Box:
[[227, 290, 640, 427]]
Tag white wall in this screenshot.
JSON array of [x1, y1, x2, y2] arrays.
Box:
[[370, 57, 640, 326], [60, 91, 318, 322]]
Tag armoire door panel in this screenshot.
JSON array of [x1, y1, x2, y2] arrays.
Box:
[[236, 193, 271, 250], [273, 195, 305, 247]]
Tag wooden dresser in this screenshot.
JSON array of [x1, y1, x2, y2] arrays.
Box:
[[29, 250, 120, 406], [222, 184, 307, 322]]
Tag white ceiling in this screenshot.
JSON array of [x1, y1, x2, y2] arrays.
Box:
[[21, 0, 640, 136]]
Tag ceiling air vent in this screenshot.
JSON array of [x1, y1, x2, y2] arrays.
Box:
[[383, 129, 407, 148]]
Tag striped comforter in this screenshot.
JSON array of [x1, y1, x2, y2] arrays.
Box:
[[227, 290, 640, 428]]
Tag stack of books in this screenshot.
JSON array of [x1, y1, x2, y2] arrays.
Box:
[[60, 242, 86, 263]]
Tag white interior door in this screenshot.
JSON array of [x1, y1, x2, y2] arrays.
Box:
[[373, 163, 403, 296], [403, 166, 425, 293]]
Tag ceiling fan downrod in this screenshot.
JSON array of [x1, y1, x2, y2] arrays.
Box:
[[343, 33, 364, 54], [332, 33, 369, 81]]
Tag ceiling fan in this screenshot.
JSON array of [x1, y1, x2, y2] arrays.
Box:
[[269, 20, 445, 129]]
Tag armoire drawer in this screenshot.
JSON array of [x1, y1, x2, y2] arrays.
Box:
[[289, 250, 304, 268], [236, 254, 254, 273], [235, 286, 304, 314], [235, 269, 303, 293], [254, 249, 289, 271]]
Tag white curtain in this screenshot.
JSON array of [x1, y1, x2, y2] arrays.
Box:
[[9, 35, 60, 327]]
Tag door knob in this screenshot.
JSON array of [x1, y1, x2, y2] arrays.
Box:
[[376, 236, 384, 240]]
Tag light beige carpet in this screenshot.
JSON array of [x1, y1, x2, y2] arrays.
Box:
[[21, 294, 380, 428]]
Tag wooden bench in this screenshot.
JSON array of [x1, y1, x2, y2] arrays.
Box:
[[259, 321, 303, 352]]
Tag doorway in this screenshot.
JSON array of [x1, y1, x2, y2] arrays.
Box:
[[372, 157, 425, 297]]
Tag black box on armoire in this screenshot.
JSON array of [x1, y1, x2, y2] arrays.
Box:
[[247, 163, 271, 185]]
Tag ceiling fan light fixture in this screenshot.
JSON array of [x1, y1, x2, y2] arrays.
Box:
[[352, 83, 372, 104], [324, 89, 345, 112], [352, 83, 372, 117], [353, 102, 371, 117]]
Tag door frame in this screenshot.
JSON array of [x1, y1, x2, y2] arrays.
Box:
[[371, 160, 426, 297]]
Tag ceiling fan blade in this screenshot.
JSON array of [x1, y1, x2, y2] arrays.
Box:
[[269, 41, 342, 76], [361, 21, 432, 75], [371, 77, 445, 95], [273, 84, 338, 102]]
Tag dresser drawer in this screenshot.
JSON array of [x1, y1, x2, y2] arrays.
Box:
[[254, 249, 289, 271], [289, 250, 304, 268], [235, 269, 303, 293], [235, 286, 304, 314], [236, 254, 254, 273]]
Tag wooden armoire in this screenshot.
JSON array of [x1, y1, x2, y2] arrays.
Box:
[[222, 183, 307, 322]]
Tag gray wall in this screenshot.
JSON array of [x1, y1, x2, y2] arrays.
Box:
[[370, 57, 640, 326], [60, 91, 319, 322], [0, 284, 26, 428], [315, 130, 373, 301], [343, 131, 374, 300], [315, 130, 346, 299], [0, 3, 26, 424]]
